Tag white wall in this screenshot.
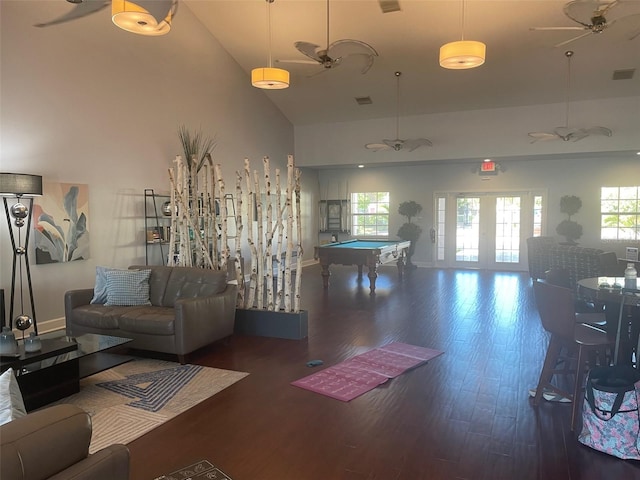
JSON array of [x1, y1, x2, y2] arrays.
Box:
[[317, 154, 640, 265], [0, 2, 318, 328]]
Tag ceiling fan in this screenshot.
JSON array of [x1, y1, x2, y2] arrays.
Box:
[[365, 72, 433, 152], [528, 50, 612, 143], [34, 0, 178, 34], [530, 0, 639, 47], [276, 0, 378, 75]]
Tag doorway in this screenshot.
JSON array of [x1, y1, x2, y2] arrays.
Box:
[[434, 191, 545, 271]]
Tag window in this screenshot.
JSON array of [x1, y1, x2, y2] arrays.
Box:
[[351, 192, 389, 236], [436, 196, 446, 261], [532, 195, 543, 237], [601, 186, 640, 240]]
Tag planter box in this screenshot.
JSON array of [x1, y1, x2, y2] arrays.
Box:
[[234, 308, 308, 340]]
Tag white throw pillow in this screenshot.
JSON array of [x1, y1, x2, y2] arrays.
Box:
[[0, 368, 27, 426]]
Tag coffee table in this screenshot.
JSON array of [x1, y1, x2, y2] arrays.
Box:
[[0, 332, 133, 411]]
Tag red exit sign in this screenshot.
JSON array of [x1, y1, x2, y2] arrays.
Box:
[[479, 161, 498, 175]]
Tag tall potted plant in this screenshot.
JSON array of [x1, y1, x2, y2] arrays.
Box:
[[556, 195, 583, 245], [397, 200, 422, 268]]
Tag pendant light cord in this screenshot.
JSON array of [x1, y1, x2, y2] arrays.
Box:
[[564, 50, 573, 128], [461, 0, 465, 41], [267, 0, 274, 68], [395, 72, 401, 139], [326, 0, 330, 51]]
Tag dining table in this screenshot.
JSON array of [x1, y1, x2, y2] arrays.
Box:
[[577, 276, 640, 366]]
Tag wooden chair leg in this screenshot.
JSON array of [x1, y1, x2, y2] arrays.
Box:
[[534, 336, 563, 406], [571, 345, 587, 432]]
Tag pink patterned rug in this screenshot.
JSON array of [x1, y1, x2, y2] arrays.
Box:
[[291, 342, 443, 402]]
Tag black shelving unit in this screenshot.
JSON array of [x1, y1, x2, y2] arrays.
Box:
[[144, 188, 171, 265]]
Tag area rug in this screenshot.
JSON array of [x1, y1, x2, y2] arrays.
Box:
[[291, 342, 443, 402], [52, 359, 248, 453]]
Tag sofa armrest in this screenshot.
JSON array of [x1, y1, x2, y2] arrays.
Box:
[[65, 289, 95, 310], [173, 285, 238, 355], [0, 404, 91, 480], [49, 444, 130, 480]]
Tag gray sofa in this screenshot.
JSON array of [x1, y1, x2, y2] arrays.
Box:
[[65, 265, 237, 363], [0, 404, 129, 480]]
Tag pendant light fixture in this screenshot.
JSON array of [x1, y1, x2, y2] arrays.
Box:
[[252, 0, 290, 89], [439, 0, 486, 69], [112, 0, 176, 36]]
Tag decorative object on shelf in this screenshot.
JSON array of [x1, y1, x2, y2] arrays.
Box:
[[252, 0, 290, 89], [0, 326, 18, 356], [34, 182, 89, 264], [276, 0, 378, 75], [365, 72, 432, 152], [162, 200, 173, 216], [528, 50, 612, 143], [397, 201, 423, 268], [24, 332, 42, 353], [556, 194, 583, 245], [112, 0, 178, 36], [439, 0, 486, 69], [0, 172, 42, 334]]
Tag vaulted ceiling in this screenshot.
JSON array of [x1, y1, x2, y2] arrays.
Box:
[[184, 0, 640, 127]]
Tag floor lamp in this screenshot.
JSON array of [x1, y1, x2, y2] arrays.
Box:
[[0, 173, 43, 335]]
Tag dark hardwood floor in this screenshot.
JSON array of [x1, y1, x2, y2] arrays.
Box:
[[128, 265, 640, 480]]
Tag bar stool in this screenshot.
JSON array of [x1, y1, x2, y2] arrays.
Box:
[[531, 280, 614, 431]]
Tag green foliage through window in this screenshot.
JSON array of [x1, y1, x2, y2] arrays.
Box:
[[601, 186, 640, 240], [351, 192, 390, 236]]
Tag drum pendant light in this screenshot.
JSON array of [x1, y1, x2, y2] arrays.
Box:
[[252, 0, 290, 89], [439, 0, 486, 69], [112, 0, 175, 36]]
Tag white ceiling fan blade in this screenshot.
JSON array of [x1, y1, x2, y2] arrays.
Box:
[[528, 132, 559, 143], [584, 126, 613, 137], [333, 52, 376, 74], [365, 143, 392, 152], [34, 0, 110, 28], [294, 42, 323, 63], [402, 138, 433, 151], [554, 31, 594, 47], [275, 59, 322, 65], [328, 39, 378, 59], [567, 129, 590, 142], [530, 26, 587, 31]]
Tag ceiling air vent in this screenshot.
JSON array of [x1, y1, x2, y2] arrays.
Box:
[[612, 69, 635, 80], [355, 96, 373, 105], [378, 0, 401, 14]]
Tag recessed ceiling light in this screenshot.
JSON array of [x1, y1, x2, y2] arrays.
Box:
[[357, 165, 364, 168]]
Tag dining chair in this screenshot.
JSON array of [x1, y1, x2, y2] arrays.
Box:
[[532, 279, 614, 431]]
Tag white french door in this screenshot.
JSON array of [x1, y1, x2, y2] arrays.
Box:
[[434, 191, 544, 271]]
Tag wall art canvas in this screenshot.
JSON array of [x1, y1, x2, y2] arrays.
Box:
[[33, 182, 90, 264]]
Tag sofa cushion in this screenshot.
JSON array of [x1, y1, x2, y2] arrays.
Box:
[[118, 307, 176, 336], [70, 305, 140, 330], [105, 269, 152, 306], [162, 268, 228, 307], [0, 369, 26, 426]]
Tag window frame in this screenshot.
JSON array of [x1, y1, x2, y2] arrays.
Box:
[[350, 191, 390, 237], [600, 186, 640, 241]]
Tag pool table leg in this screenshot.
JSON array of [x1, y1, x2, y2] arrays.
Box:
[[366, 258, 378, 294], [397, 254, 406, 276], [320, 262, 331, 289]]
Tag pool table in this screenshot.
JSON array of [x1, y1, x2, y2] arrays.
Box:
[[314, 239, 411, 293]]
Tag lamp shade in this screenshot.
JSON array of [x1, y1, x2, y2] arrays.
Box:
[[439, 40, 486, 69], [0, 173, 42, 196], [251, 67, 290, 90], [112, 0, 173, 36]]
